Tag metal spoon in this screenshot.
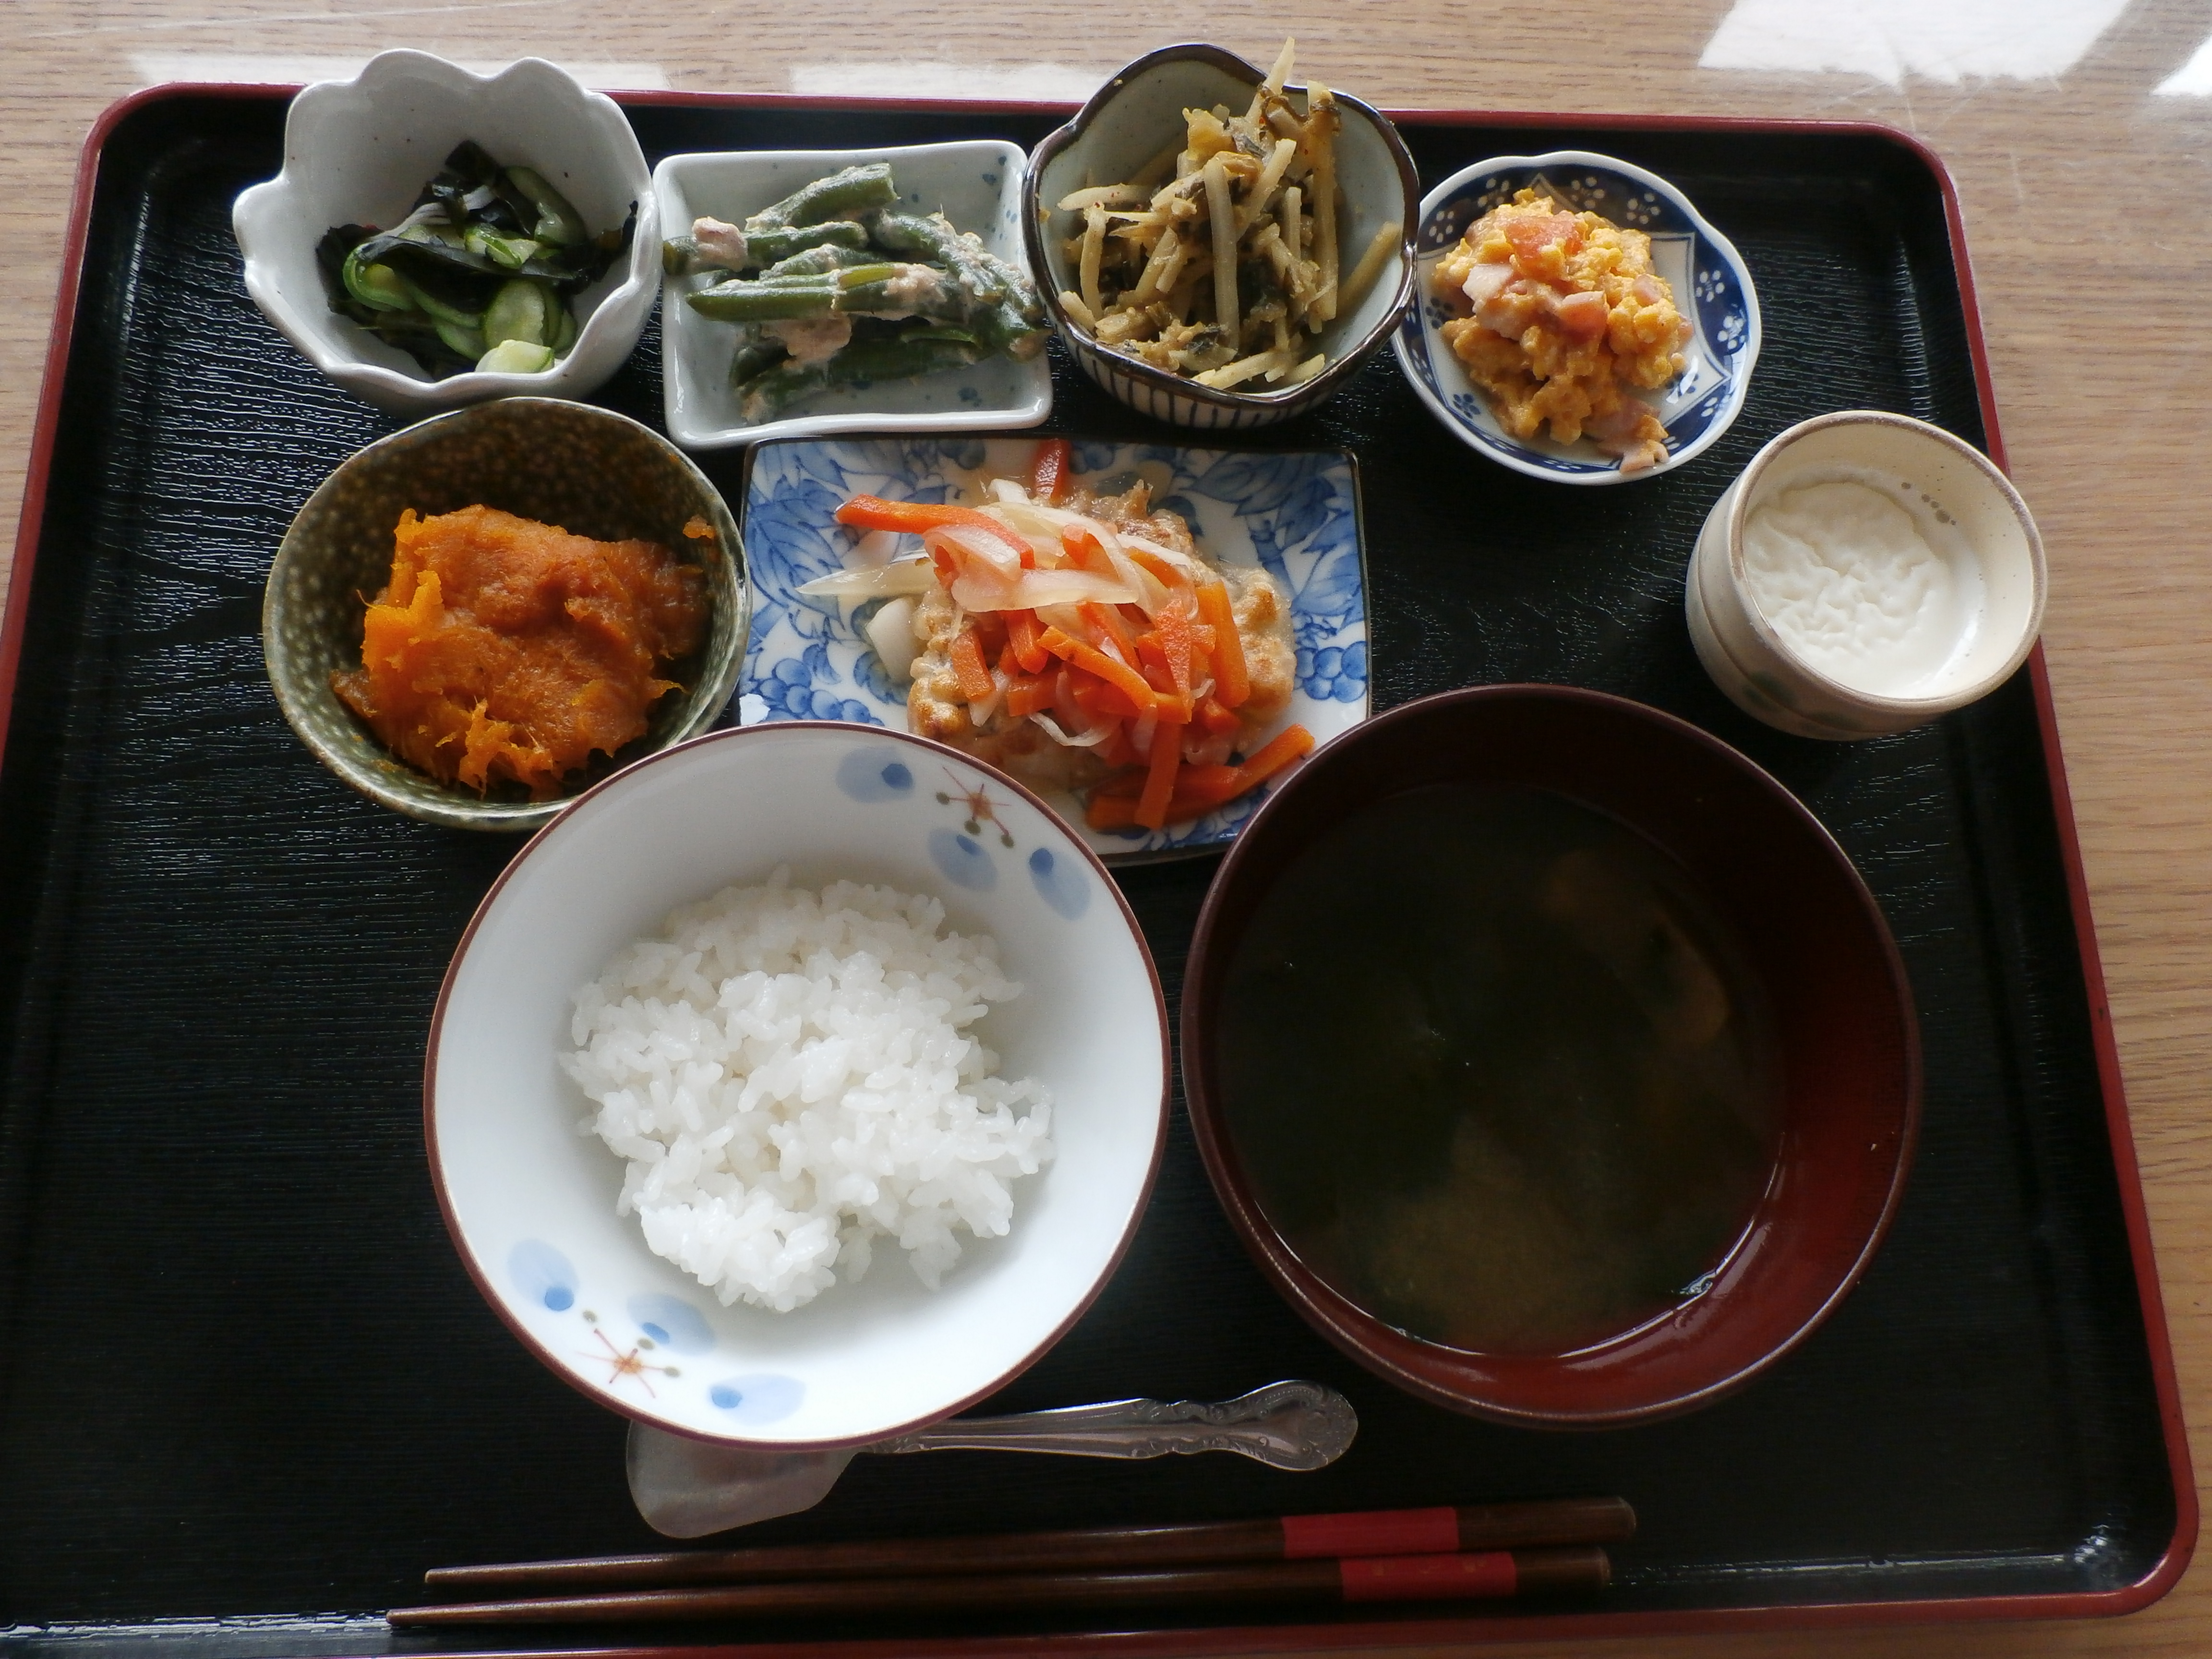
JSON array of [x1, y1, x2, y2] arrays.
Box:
[[627, 1380, 1358, 1538]]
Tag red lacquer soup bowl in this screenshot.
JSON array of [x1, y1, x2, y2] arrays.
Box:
[[1181, 684, 1920, 1427]]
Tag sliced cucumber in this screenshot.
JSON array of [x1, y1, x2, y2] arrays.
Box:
[[477, 338, 557, 374], [550, 296, 578, 355], [502, 165, 588, 247], [399, 269, 485, 330], [433, 315, 487, 360], [466, 225, 543, 271], [341, 249, 413, 312], [483, 278, 554, 348]]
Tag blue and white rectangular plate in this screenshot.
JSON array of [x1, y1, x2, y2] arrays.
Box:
[[736, 436, 1370, 863]]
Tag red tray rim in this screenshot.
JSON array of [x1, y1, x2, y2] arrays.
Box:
[[0, 81, 2195, 1650]]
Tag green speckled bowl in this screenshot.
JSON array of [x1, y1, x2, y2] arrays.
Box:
[[264, 398, 748, 831]]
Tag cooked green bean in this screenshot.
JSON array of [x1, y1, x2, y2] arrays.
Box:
[[748, 163, 897, 231], [737, 328, 988, 422], [668, 163, 1045, 423]]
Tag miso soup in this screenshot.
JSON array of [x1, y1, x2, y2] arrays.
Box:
[[1218, 783, 1779, 1354]]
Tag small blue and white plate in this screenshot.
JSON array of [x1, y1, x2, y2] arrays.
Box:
[[737, 436, 1370, 862], [1391, 151, 1761, 485]]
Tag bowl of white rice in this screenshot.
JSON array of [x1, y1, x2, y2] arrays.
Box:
[[426, 721, 1167, 1448]]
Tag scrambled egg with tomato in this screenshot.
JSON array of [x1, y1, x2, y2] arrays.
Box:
[[1435, 189, 1691, 472]]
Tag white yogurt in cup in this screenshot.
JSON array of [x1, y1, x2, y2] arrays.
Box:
[[1686, 412, 2044, 740]]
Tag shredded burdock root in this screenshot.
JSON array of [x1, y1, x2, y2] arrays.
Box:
[[1054, 39, 1400, 390]]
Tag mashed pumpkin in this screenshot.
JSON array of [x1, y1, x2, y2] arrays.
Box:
[[332, 505, 708, 798], [1436, 189, 1691, 471]]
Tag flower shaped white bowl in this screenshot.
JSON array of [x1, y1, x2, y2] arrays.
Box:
[[654, 142, 1051, 450], [232, 51, 659, 415], [1024, 43, 1419, 431], [427, 722, 1168, 1448], [1392, 151, 1760, 484]]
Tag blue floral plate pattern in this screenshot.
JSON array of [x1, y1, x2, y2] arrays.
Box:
[[737, 436, 1370, 861], [1390, 151, 1761, 485]]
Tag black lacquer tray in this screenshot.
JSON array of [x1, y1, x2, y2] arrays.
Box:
[[0, 89, 2191, 1657]]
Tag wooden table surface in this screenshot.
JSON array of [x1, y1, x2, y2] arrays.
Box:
[[5, 1, 2208, 1653]]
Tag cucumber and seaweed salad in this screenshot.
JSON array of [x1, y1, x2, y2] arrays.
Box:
[[664, 163, 1046, 422], [316, 142, 636, 378]]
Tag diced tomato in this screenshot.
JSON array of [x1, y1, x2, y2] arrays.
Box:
[[1503, 213, 1581, 273]]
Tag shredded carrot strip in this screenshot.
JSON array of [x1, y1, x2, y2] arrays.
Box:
[[838, 495, 1031, 562], [1006, 673, 1053, 718], [1122, 544, 1190, 590], [1195, 578, 1248, 707], [1005, 609, 1048, 674], [1194, 692, 1243, 735], [1136, 720, 1185, 829], [1079, 600, 1142, 663], [1088, 724, 1316, 828], [1073, 670, 1143, 721], [1153, 602, 1196, 697], [1039, 625, 1171, 717], [1032, 438, 1072, 505], [1061, 525, 1111, 572], [950, 628, 995, 704]]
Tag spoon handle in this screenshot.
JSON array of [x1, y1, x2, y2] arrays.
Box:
[[872, 1380, 1357, 1471]]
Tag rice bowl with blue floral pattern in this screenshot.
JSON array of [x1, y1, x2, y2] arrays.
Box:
[[427, 721, 1168, 1448], [1392, 152, 1760, 484], [738, 436, 1370, 860]]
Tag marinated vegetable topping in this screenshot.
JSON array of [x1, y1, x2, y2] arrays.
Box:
[[315, 142, 636, 379], [799, 439, 1312, 831], [663, 162, 1048, 423], [1054, 39, 1400, 391]]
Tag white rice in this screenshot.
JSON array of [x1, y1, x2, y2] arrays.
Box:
[[560, 867, 1053, 1311]]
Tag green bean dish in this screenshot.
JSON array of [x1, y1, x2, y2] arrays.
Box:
[[663, 163, 1048, 422], [315, 142, 637, 379]]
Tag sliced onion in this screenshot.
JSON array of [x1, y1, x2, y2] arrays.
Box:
[[949, 565, 1024, 613], [1029, 711, 1111, 747], [850, 528, 902, 566], [1007, 569, 1140, 610], [986, 478, 1030, 504], [796, 558, 937, 598], [928, 521, 1023, 579]]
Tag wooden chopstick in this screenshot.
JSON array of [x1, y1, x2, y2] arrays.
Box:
[[423, 1497, 1635, 1594], [391, 1546, 1611, 1626]]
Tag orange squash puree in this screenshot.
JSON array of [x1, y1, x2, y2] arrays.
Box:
[[332, 505, 708, 798]]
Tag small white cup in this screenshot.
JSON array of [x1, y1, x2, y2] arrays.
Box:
[[1685, 410, 2046, 739]]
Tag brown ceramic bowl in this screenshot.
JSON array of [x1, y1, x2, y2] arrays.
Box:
[[1182, 684, 1920, 1427]]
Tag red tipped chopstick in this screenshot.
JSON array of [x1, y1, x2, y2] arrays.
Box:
[[423, 1497, 1635, 1595], [390, 1546, 1611, 1627]]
